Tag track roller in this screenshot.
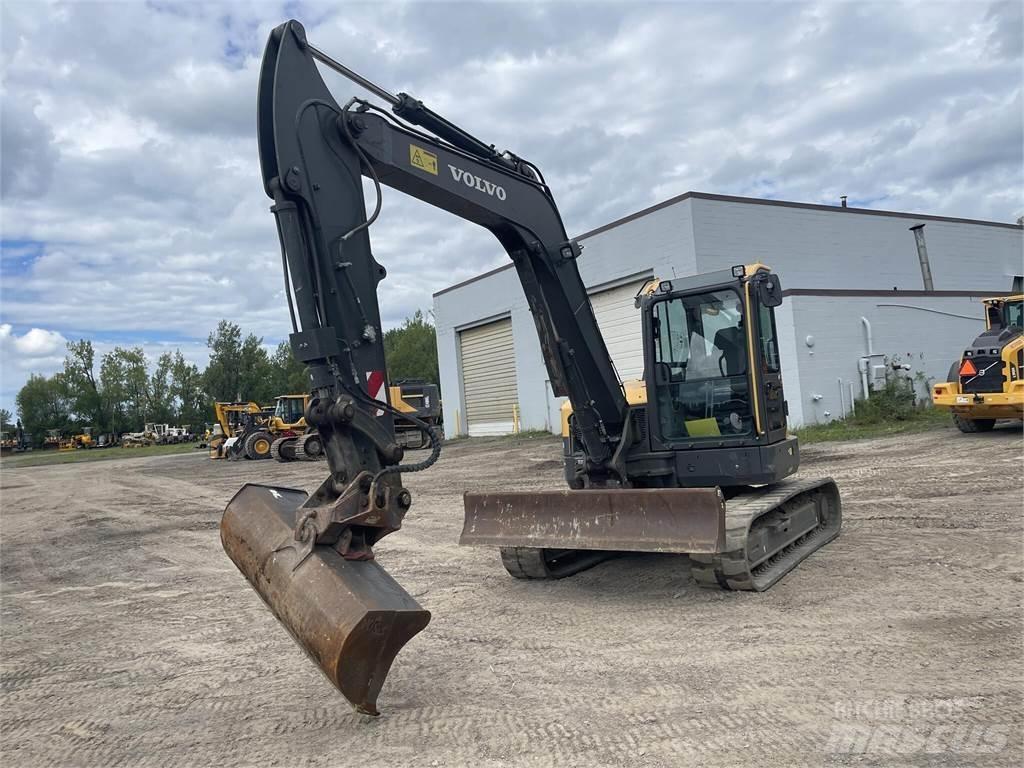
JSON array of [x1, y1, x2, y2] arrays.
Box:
[[499, 547, 615, 579]]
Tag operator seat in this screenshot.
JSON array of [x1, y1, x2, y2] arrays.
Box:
[[713, 326, 746, 376]]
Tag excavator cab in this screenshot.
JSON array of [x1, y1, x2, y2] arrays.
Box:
[[638, 264, 794, 484], [272, 394, 307, 427]]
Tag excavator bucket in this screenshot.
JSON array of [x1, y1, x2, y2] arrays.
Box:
[[221, 484, 430, 715], [461, 487, 727, 554]]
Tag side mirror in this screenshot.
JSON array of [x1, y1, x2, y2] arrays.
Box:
[[755, 273, 783, 308]]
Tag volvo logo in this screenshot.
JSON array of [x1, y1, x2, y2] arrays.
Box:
[[448, 165, 507, 200]]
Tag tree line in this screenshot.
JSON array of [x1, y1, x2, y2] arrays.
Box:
[[9, 313, 439, 445]]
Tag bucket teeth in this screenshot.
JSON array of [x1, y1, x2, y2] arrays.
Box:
[[221, 483, 429, 715]]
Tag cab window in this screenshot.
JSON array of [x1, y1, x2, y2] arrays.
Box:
[[275, 397, 305, 423], [758, 302, 780, 372], [652, 289, 752, 441], [1005, 299, 1023, 330]]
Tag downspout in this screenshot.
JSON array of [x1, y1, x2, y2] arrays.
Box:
[[861, 316, 874, 356], [909, 224, 935, 291], [859, 316, 873, 400]]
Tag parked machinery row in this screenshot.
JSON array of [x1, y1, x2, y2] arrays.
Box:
[[210, 383, 442, 462]]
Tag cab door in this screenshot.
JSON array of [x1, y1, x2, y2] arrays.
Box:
[[752, 293, 788, 440]]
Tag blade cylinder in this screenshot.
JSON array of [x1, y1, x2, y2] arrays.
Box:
[[221, 483, 429, 715]]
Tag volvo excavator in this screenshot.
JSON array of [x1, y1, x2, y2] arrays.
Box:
[[221, 20, 842, 716]]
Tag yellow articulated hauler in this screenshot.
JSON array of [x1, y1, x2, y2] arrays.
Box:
[[932, 293, 1024, 432]]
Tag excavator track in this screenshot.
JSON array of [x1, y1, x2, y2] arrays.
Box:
[[499, 547, 615, 579], [269, 436, 296, 462], [690, 476, 841, 592], [294, 432, 325, 461]]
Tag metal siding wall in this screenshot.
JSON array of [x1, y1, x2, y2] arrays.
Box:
[[459, 318, 518, 435], [788, 295, 987, 426], [690, 197, 1022, 294], [589, 280, 647, 381], [434, 195, 1022, 434]]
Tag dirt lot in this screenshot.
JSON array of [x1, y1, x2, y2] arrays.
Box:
[[2, 426, 1022, 767]]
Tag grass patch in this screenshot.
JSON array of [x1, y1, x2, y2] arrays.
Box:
[[795, 405, 951, 444], [1, 441, 202, 468], [445, 428, 556, 444]]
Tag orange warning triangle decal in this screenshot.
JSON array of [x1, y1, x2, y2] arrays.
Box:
[[959, 359, 977, 376]]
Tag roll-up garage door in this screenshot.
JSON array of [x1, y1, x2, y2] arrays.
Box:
[[459, 317, 518, 436], [589, 280, 647, 381]]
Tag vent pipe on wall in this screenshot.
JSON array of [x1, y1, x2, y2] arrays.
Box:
[[909, 224, 935, 291]]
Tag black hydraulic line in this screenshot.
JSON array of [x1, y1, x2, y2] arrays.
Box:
[[339, 99, 384, 241], [308, 42, 514, 171], [274, 214, 299, 334], [356, 100, 544, 189], [308, 44, 401, 106]]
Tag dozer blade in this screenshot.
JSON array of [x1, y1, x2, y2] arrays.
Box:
[[461, 487, 727, 553], [221, 484, 430, 716]]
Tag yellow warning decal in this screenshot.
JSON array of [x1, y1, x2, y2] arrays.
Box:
[[409, 144, 438, 175]]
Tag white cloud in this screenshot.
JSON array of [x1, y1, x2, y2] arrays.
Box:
[[0, 324, 67, 357], [0, 0, 1021, 416]]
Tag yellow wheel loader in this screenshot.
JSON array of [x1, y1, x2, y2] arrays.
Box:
[[932, 293, 1023, 432], [220, 21, 841, 716], [209, 402, 268, 459]]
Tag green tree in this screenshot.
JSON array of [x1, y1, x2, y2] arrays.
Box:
[[170, 351, 206, 428], [148, 352, 175, 424], [63, 340, 107, 430], [239, 332, 274, 403], [384, 310, 439, 384], [203, 321, 273, 403], [100, 347, 150, 432], [0, 408, 13, 432], [16, 373, 72, 444], [269, 340, 309, 395], [203, 320, 244, 401]]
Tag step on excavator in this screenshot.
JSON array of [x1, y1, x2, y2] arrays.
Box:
[[221, 20, 842, 716]]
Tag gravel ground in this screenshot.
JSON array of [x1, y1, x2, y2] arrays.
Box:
[[1, 425, 1022, 767]]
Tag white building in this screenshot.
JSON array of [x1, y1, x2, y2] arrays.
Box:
[[433, 192, 1023, 435]]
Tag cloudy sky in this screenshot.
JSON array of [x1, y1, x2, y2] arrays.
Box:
[[1, 0, 1021, 416]]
